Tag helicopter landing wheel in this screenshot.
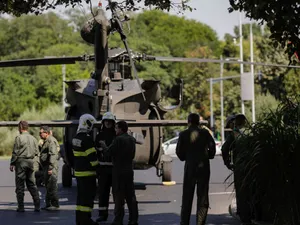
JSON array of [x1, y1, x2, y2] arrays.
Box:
[[62, 163, 72, 188], [162, 161, 172, 182]]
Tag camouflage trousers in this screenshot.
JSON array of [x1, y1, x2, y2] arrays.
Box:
[[15, 159, 40, 209], [43, 167, 59, 207]]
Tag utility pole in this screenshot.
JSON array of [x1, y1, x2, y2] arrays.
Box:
[[210, 78, 214, 130], [62, 63, 66, 110], [250, 23, 256, 122], [220, 56, 224, 144], [239, 12, 245, 114]]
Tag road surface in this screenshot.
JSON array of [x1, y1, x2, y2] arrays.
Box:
[[0, 156, 238, 225]]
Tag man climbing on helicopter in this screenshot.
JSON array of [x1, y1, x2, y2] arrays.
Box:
[[95, 111, 117, 222], [72, 114, 100, 225]]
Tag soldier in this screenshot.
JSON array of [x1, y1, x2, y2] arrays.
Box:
[[39, 126, 60, 210], [99, 120, 139, 225], [95, 112, 116, 222], [176, 113, 216, 225], [72, 114, 100, 225], [10, 120, 40, 212]]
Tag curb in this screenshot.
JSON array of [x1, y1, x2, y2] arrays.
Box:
[[228, 197, 272, 225]]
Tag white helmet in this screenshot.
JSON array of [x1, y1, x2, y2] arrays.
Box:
[[77, 114, 96, 134], [102, 112, 116, 122]]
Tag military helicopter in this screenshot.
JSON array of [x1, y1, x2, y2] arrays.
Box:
[[1, 0, 298, 187], [0, 0, 193, 186]]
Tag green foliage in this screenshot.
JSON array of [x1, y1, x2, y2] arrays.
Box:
[[18, 104, 65, 143], [234, 97, 300, 224], [0, 0, 192, 16], [254, 92, 280, 120], [0, 104, 64, 156], [228, 0, 300, 62]]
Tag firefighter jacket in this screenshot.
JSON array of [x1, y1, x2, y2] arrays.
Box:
[[39, 135, 59, 170], [176, 125, 216, 165], [102, 133, 136, 174], [95, 127, 116, 166], [72, 132, 100, 177], [10, 132, 39, 166]]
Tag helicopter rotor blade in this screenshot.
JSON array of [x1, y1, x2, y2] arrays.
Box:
[[0, 120, 189, 127], [0, 55, 94, 68], [152, 56, 300, 69]]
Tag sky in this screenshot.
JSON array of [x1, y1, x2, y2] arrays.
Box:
[[57, 0, 253, 40]]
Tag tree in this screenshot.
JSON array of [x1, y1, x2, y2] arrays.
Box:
[[228, 0, 300, 62], [0, 0, 192, 16]]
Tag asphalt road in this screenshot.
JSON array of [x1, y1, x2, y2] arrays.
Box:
[[0, 156, 239, 225]]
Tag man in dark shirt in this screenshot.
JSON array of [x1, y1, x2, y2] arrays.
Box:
[[176, 113, 216, 225], [99, 120, 138, 225]]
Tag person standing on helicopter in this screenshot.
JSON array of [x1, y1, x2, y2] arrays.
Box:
[[72, 114, 100, 225], [95, 112, 117, 222]]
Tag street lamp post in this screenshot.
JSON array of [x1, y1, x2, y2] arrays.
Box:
[[210, 78, 214, 130], [220, 56, 224, 144], [239, 12, 245, 114]]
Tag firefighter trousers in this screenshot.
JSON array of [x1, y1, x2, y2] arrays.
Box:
[[180, 163, 210, 225], [76, 176, 97, 225], [97, 166, 112, 217], [112, 172, 138, 225]]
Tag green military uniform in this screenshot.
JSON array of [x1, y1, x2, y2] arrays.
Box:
[[10, 132, 40, 211], [39, 135, 60, 208]]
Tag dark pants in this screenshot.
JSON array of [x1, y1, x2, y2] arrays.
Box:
[[15, 159, 40, 209], [76, 176, 97, 225], [234, 169, 252, 223], [97, 166, 112, 217], [43, 167, 59, 207], [180, 163, 210, 225], [112, 171, 138, 225]]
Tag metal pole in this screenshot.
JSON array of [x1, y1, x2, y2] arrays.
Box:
[[250, 23, 256, 122], [210, 78, 214, 130], [239, 12, 245, 114], [220, 56, 224, 144], [62, 62, 66, 110]]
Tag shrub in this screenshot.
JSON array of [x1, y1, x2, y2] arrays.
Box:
[[234, 97, 300, 224], [0, 104, 64, 156]]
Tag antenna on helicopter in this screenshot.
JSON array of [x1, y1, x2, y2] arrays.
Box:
[[107, 0, 146, 101]]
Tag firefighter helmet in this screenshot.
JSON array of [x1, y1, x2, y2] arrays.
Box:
[[77, 114, 96, 133], [102, 112, 116, 122]]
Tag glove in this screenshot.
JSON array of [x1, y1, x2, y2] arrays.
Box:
[[99, 141, 108, 151]]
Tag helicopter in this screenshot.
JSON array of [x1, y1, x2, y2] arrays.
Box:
[[0, 0, 192, 187], [1, 0, 299, 187]]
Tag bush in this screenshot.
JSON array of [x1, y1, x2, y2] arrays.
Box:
[[0, 104, 65, 156], [234, 97, 300, 224]]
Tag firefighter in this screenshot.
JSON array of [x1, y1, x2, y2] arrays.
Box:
[[10, 121, 40, 212], [72, 114, 100, 225], [39, 126, 60, 210], [176, 113, 216, 225], [95, 112, 116, 222], [99, 120, 139, 225]]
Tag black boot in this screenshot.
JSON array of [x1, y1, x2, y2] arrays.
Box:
[[96, 211, 108, 222]]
